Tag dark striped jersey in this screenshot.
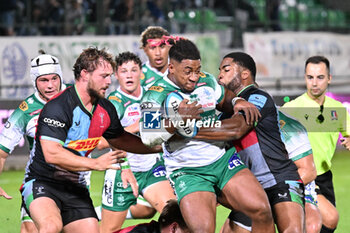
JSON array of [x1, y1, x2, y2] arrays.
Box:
[[27, 85, 124, 188], [229, 85, 300, 188]]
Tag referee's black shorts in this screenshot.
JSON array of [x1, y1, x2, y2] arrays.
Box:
[[315, 170, 336, 206]]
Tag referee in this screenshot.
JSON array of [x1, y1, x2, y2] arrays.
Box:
[[282, 55, 350, 233]]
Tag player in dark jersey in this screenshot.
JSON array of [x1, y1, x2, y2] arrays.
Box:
[[195, 52, 304, 233], [20, 47, 160, 233]]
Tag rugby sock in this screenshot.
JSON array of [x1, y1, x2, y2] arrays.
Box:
[[321, 225, 335, 233], [125, 209, 134, 219]]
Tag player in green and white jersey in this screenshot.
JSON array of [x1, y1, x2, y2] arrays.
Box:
[[0, 52, 66, 233], [140, 38, 274, 233], [99, 52, 175, 233], [279, 110, 322, 233], [140, 26, 170, 90]]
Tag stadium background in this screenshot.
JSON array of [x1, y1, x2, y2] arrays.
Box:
[[0, 0, 350, 232]]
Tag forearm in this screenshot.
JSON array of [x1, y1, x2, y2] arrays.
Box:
[[294, 155, 317, 185], [140, 119, 176, 147], [124, 120, 140, 134], [41, 140, 97, 171], [109, 131, 162, 154], [195, 114, 251, 141], [0, 149, 9, 175]]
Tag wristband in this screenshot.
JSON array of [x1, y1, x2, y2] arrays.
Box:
[[231, 97, 245, 107], [120, 158, 130, 170]]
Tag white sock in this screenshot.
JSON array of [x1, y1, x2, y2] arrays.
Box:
[[94, 206, 102, 221], [125, 209, 134, 219]]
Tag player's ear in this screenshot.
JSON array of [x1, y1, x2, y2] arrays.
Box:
[[241, 69, 250, 80], [80, 69, 90, 82], [168, 62, 175, 74]]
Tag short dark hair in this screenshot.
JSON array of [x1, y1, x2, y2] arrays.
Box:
[[158, 199, 187, 230], [224, 52, 256, 81], [140, 26, 170, 48], [115, 52, 142, 70], [73, 47, 116, 80], [305, 55, 330, 75], [169, 39, 201, 63]]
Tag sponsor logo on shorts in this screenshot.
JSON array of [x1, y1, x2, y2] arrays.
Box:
[[34, 186, 45, 195], [117, 194, 126, 206], [228, 153, 244, 170], [103, 180, 113, 205], [179, 180, 187, 193], [68, 137, 101, 151], [43, 118, 65, 127], [278, 192, 288, 199], [153, 165, 166, 177]]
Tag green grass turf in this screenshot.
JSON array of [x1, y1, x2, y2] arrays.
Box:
[[1, 150, 349, 233]]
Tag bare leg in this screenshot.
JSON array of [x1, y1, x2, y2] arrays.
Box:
[[180, 191, 217, 233], [273, 202, 304, 233], [317, 194, 338, 230], [218, 169, 275, 233], [305, 202, 322, 233], [100, 208, 128, 233]]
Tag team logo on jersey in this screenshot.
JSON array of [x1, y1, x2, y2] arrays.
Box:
[[19, 101, 28, 111], [199, 72, 206, 77], [149, 86, 164, 92], [68, 137, 101, 151], [108, 96, 122, 103], [331, 110, 338, 120], [143, 110, 161, 129]]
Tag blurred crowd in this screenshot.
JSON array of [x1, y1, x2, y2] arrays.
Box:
[[0, 0, 280, 36]]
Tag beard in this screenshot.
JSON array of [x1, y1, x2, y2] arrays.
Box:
[[87, 79, 106, 100]]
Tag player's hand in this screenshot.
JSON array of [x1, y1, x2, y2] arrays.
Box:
[[121, 168, 139, 197], [0, 186, 12, 199], [178, 99, 203, 121], [95, 150, 126, 170], [234, 99, 261, 125], [340, 137, 350, 150]]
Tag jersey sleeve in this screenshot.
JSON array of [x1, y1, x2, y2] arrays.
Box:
[[108, 95, 124, 119], [101, 100, 125, 139], [37, 100, 71, 145], [0, 107, 26, 153], [203, 72, 224, 103], [340, 105, 350, 137]]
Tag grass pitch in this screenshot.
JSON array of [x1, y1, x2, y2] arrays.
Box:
[[1, 150, 349, 233]]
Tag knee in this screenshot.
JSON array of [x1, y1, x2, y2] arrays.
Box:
[[282, 225, 303, 233], [253, 202, 273, 223], [306, 222, 322, 233], [38, 221, 62, 233], [323, 210, 339, 229]]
